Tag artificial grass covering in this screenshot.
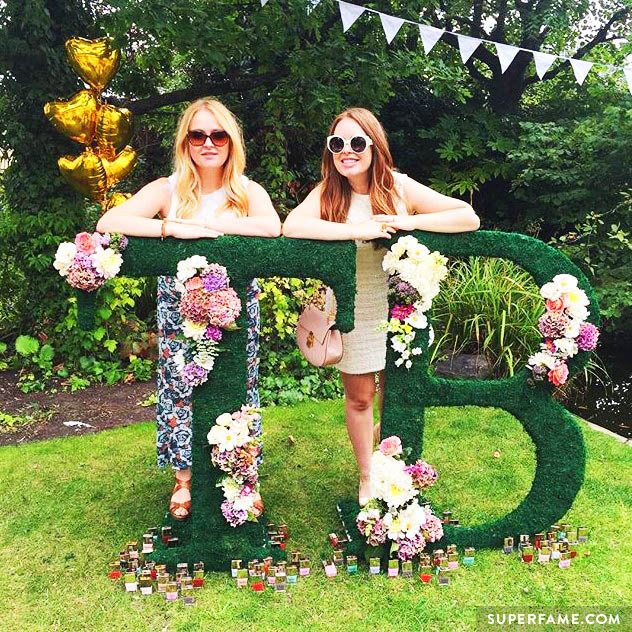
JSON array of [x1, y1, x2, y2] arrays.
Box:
[[0, 402, 629, 632], [76, 231, 600, 564]]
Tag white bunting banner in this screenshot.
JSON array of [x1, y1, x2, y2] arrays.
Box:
[[379, 12, 405, 44], [457, 35, 481, 64], [307, 0, 322, 13], [495, 42, 521, 73], [533, 51, 557, 79], [569, 58, 593, 85], [624, 67, 632, 95], [258, 0, 630, 97], [418, 24, 444, 54], [339, 1, 365, 32]]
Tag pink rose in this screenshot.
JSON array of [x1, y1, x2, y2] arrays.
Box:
[[185, 277, 204, 291], [75, 231, 97, 254], [251, 493, 264, 518], [548, 362, 569, 387], [546, 297, 566, 312], [379, 435, 403, 457]]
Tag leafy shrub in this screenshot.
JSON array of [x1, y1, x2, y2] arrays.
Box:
[[430, 257, 543, 377], [257, 277, 342, 405]]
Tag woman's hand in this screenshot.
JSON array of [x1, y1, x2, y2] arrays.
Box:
[[167, 220, 223, 239], [373, 214, 416, 232], [349, 219, 396, 241]]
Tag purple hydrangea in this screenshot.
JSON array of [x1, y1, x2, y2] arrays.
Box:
[[181, 362, 209, 386], [221, 500, 248, 527], [118, 235, 129, 250], [538, 311, 571, 339], [577, 322, 599, 351], [529, 364, 548, 380], [388, 274, 420, 304], [201, 264, 229, 292], [205, 325, 223, 342], [367, 518, 388, 546], [397, 532, 426, 561]]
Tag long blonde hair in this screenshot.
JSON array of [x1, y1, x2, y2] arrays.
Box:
[[172, 98, 249, 218], [320, 108, 406, 222]]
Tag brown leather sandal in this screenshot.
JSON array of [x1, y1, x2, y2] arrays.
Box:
[[169, 476, 192, 521]]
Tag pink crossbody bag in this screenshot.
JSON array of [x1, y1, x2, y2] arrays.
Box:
[[296, 289, 343, 367]]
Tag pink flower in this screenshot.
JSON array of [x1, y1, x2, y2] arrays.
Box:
[[548, 362, 569, 387], [577, 322, 599, 352], [546, 297, 567, 312], [207, 288, 242, 327], [185, 277, 204, 291], [379, 435, 403, 457], [75, 231, 97, 254], [390, 304, 415, 321]]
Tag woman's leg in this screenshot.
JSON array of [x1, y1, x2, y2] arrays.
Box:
[[374, 370, 385, 445], [341, 371, 377, 504]]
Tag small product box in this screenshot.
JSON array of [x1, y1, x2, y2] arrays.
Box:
[[503, 537, 514, 555], [231, 559, 242, 578], [369, 557, 381, 575], [463, 547, 476, 566], [236, 568, 248, 588], [346, 555, 358, 575], [323, 561, 337, 578], [299, 558, 311, 577], [401, 560, 413, 578], [387, 559, 399, 578], [419, 565, 433, 584], [286, 565, 298, 585], [124, 571, 138, 592]]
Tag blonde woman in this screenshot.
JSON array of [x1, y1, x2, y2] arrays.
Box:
[[97, 98, 280, 520], [283, 108, 479, 505]]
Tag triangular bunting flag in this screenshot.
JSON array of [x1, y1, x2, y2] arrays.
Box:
[[379, 12, 405, 44], [418, 24, 444, 54], [339, 1, 365, 32], [569, 58, 592, 85], [457, 35, 481, 64], [261, 0, 269, 6], [495, 42, 520, 73], [624, 67, 632, 96], [533, 51, 557, 79]]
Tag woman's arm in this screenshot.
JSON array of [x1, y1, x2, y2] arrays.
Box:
[[95, 178, 223, 239], [282, 185, 394, 241], [376, 177, 480, 233], [213, 181, 281, 237]]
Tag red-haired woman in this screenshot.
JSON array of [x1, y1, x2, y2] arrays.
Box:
[[283, 108, 479, 506]]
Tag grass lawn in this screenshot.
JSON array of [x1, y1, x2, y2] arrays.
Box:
[[0, 400, 630, 631]]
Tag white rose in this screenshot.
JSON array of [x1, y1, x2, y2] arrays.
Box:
[[53, 242, 77, 276], [566, 304, 589, 322], [564, 319, 581, 338], [528, 350, 557, 370], [553, 337, 578, 359], [176, 255, 208, 281], [405, 310, 428, 330], [215, 412, 234, 427]]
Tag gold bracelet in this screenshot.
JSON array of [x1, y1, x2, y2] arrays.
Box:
[[161, 218, 167, 240]]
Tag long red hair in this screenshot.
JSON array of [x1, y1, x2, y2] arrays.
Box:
[[320, 108, 405, 222]]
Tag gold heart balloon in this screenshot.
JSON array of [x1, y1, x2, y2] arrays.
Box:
[[58, 149, 107, 201], [43, 90, 98, 145], [105, 192, 132, 210], [65, 37, 121, 91], [102, 145, 137, 188], [96, 105, 133, 159]]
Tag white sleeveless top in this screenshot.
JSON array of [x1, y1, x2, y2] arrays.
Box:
[[166, 174, 249, 221], [334, 171, 409, 374]]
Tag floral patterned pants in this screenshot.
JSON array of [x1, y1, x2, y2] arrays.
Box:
[[156, 276, 260, 470]]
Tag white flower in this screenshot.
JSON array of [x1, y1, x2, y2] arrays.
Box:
[[382, 250, 401, 273], [181, 320, 207, 341], [412, 347, 423, 356], [566, 304, 589, 322], [564, 319, 581, 339], [405, 310, 428, 330], [397, 235, 418, 251], [176, 255, 209, 281], [428, 325, 435, 347], [53, 242, 77, 276], [565, 287, 589, 308], [386, 514, 404, 540], [553, 337, 579, 359], [528, 350, 557, 370], [553, 274, 578, 292], [370, 451, 417, 509], [207, 423, 249, 451], [193, 351, 215, 370], [407, 243, 430, 262], [405, 360, 412, 369], [540, 282, 562, 301], [394, 358, 404, 367], [398, 500, 427, 538], [91, 246, 123, 279], [220, 477, 241, 502], [391, 337, 407, 353], [216, 412, 234, 427]]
